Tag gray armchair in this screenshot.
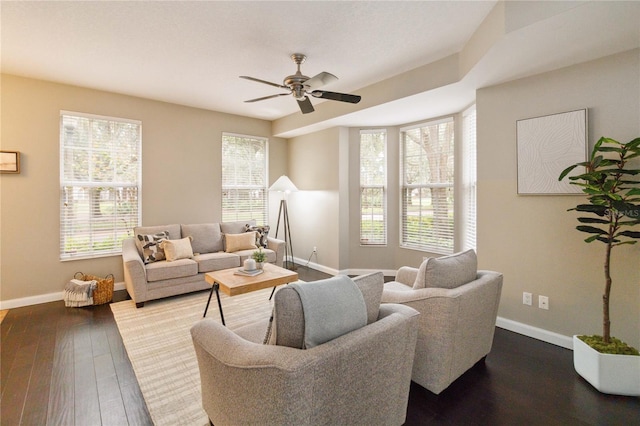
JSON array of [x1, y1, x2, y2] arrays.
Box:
[[381, 249, 503, 394], [191, 273, 420, 426]]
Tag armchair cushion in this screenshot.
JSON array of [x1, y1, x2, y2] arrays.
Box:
[[414, 248, 478, 289]]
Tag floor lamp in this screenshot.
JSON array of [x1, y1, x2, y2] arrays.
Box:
[[269, 175, 298, 270]]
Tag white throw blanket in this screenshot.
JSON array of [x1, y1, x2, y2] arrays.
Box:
[[64, 278, 97, 307], [289, 275, 367, 348]]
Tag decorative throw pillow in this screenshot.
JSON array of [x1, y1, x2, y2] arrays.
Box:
[[245, 224, 270, 248], [224, 232, 257, 253], [413, 249, 478, 289], [135, 231, 169, 264], [160, 236, 194, 262]]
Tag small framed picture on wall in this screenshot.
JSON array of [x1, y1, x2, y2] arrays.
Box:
[[0, 151, 20, 174]]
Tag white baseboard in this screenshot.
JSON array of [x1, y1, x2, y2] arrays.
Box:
[[496, 316, 573, 349], [292, 257, 339, 276], [0, 282, 126, 310]]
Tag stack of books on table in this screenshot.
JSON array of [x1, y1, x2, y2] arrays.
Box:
[[234, 268, 264, 277]]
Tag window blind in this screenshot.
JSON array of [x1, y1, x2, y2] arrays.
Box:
[[462, 105, 477, 250], [400, 117, 454, 254], [60, 112, 141, 260], [360, 130, 387, 245], [221, 133, 268, 224]]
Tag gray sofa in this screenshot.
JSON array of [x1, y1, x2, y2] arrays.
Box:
[[191, 272, 420, 426], [122, 220, 284, 307]]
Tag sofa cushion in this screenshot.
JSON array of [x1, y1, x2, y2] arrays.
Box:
[[194, 252, 241, 273], [181, 223, 223, 254], [225, 232, 257, 253], [145, 258, 198, 282], [161, 237, 194, 262], [414, 249, 478, 289], [245, 224, 270, 248], [135, 231, 169, 264], [266, 275, 369, 349], [220, 219, 256, 235]]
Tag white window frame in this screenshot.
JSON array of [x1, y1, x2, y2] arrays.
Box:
[[221, 133, 269, 224], [359, 129, 387, 246], [59, 111, 142, 260], [400, 117, 455, 254], [462, 105, 477, 251]]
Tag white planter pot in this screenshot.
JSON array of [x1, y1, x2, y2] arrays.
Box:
[[573, 335, 640, 396]]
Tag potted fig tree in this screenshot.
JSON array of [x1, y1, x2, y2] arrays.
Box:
[[559, 136, 640, 395]]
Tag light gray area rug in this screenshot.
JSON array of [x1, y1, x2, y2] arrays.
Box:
[[111, 287, 277, 426]]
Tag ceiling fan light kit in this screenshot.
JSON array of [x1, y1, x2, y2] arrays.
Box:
[[240, 53, 361, 114]]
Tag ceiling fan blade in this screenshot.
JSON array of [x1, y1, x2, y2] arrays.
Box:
[[240, 76, 288, 90], [297, 96, 315, 114], [244, 93, 290, 103], [304, 72, 338, 90], [310, 90, 361, 104]]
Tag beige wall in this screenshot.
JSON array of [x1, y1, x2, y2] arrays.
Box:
[[477, 49, 640, 347], [285, 127, 341, 271], [0, 74, 286, 304]]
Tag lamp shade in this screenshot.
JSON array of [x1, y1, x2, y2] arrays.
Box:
[[269, 175, 298, 193]]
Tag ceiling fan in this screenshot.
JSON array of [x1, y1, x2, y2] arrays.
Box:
[[240, 53, 361, 114]]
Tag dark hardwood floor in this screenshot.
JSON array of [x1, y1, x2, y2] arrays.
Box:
[[2, 265, 638, 425]]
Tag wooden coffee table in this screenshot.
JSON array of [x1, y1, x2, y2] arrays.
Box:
[[203, 263, 299, 325]]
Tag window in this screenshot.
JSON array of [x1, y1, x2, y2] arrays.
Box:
[[360, 130, 387, 245], [221, 133, 268, 223], [462, 105, 477, 250], [60, 112, 141, 260], [400, 117, 454, 254]]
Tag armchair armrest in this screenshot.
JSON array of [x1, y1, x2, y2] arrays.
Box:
[[381, 286, 461, 304], [191, 319, 313, 424], [266, 236, 285, 267], [395, 266, 418, 287]]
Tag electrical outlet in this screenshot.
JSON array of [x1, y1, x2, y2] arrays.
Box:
[[523, 292, 532, 306], [539, 295, 549, 310], [313, 246, 317, 253]]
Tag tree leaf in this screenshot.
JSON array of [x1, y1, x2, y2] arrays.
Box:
[[625, 137, 640, 149], [577, 217, 609, 224], [558, 164, 578, 181], [576, 225, 608, 235], [597, 146, 624, 153], [574, 204, 607, 216], [584, 235, 599, 243], [617, 230, 640, 239], [591, 137, 606, 160]]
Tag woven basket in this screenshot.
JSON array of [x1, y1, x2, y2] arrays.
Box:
[[74, 272, 114, 305]]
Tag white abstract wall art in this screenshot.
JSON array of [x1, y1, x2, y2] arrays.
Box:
[[516, 109, 588, 195]]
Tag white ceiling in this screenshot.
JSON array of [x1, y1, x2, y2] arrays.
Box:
[[2, 1, 639, 137]]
